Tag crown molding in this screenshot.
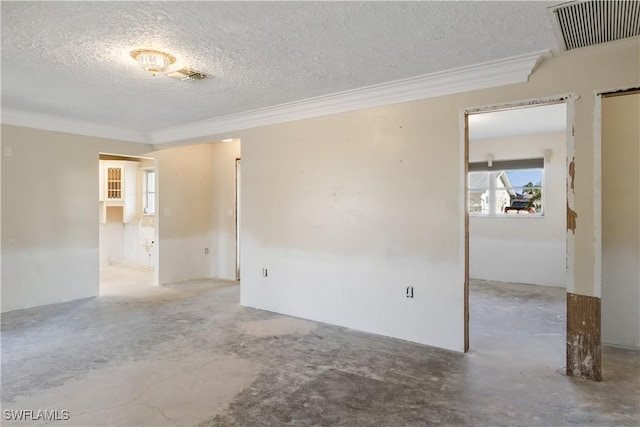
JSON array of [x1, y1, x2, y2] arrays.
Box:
[[1, 108, 148, 144], [149, 50, 547, 146], [1, 51, 547, 146]]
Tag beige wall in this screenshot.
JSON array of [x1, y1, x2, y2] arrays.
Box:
[[152, 140, 241, 284], [210, 140, 241, 280], [239, 107, 464, 349], [153, 144, 214, 285], [231, 39, 638, 352], [469, 132, 567, 287], [0, 125, 152, 312], [601, 93, 640, 349]]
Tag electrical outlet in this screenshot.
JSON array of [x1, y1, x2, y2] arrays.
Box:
[[262, 268, 268, 277], [406, 286, 414, 298], [204, 248, 209, 254]]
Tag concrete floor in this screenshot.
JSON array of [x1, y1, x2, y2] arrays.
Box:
[[1, 268, 639, 426]]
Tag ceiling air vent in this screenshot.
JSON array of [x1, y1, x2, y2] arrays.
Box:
[[166, 68, 208, 81], [549, 0, 640, 51]]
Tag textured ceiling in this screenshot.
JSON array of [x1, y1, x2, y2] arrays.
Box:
[[1, 1, 558, 138]]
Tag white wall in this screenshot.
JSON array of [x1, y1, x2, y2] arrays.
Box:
[[99, 223, 124, 266], [0, 125, 152, 312], [240, 108, 465, 351], [100, 219, 154, 269], [123, 217, 155, 269], [469, 132, 567, 287], [601, 93, 640, 349], [210, 139, 241, 280], [154, 144, 214, 285]]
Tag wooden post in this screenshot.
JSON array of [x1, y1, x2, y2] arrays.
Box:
[[566, 293, 602, 381]]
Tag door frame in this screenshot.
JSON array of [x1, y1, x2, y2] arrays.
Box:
[[235, 157, 241, 281], [460, 94, 575, 353], [593, 86, 640, 299]]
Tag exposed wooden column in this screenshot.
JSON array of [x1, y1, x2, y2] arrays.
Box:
[[566, 293, 601, 381]]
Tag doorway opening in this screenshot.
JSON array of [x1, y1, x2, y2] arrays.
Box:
[[98, 153, 158, 296], [463, 98, 571, 370]]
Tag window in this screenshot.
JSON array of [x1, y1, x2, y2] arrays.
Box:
[[468, 158, 544, 216], [142, 169, 155, 215]]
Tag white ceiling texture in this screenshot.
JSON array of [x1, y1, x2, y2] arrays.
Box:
[[1, 1, 562, 146]]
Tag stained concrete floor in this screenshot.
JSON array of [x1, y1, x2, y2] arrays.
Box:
[[1, 268, 639, 426]]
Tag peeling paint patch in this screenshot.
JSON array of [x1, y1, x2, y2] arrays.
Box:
[[465, 96, 569, 115], [567, 202, 578, 233], [569, 158, 576, 191], [567, 156, 577, 233], [568, 334, 594, 376]]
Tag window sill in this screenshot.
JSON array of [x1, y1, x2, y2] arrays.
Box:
[[470, 213, 545, 218]]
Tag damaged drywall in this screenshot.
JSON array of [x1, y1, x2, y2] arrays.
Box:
[[567, 158, 578, 233], [566, 293, 602, 380]]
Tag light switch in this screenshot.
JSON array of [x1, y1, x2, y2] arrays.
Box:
[[163, 208, 171, 217], [227, 208, 233, 216], [3, 146, 12, 157]]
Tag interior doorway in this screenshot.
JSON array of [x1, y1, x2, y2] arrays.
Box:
[[463, 99, 570, 367], [98, 153, 158, 296]]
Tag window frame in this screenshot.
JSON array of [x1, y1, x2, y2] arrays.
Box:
[[141, 168, 155, 215]]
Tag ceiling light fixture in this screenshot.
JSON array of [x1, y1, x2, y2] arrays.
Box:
[[130, 49, 176, 75]]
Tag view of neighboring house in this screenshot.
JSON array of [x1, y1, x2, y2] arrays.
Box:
[[469, 169, 543, 215], [468, 171, 514, 214]]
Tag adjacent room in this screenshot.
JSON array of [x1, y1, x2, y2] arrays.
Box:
[[467, 102, 568, 369], [1, 1, 638, 425], [99, 153, 157, 296], [468, 103, 567, 289]]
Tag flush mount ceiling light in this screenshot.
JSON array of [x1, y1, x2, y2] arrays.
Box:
[[130, 49, 176, 75]]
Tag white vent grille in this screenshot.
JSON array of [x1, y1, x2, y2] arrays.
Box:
[[549, 1, 640, 51], [166, 68, 208, 81]]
